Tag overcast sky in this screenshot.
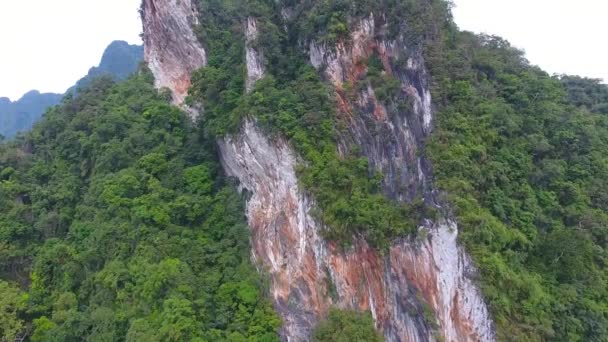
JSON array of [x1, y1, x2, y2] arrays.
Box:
[[0, 0, 606, 101], [0, 0, 142, 101], [452, 0, 607, 83]]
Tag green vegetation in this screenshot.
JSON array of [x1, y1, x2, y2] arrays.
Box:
[[0, 71, 279, 340], [189, 0, 608, 339], [189, 0, 423, 248], [366, 53, 402, 104], [2, 1, 607, 341], [426, 26, 608, 340], [295, 0, 443, 44], [313, 308, 383, 342], [561, 75, 608, 114], [0, 280, 27, 340], [0, 41, 142, 139]]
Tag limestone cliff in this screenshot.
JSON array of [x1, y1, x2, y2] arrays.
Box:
[[141, 1, 495, 341], [141, 0, 206, 105]]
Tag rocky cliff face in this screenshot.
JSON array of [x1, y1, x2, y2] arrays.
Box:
[[244, 17, 265, 92], [141, 0, 206, 105], [142, 2, 495, 341], [306, 17, 493, 341], [309, 15, 433, 202]]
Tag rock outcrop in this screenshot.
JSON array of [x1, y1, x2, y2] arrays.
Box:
[[306, 17, 494, 341], [141, 0, 206, 105], [245, 17, 265, 92], [142, 2, 495, 341], [309, 15, 432, 202]]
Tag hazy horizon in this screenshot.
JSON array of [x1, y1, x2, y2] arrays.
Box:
[[0, 0, 141, 101], [0, 0, 606, 101], [452, 0, 607, 85]]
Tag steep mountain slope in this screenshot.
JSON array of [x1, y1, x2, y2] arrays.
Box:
[[0, 41, 143, 138], [0, 91, 63, 139], [0, 73, 280, 341], [426, 33, 608, 340], [1, 1, 606, 341], [142, 0, 608, 341], [142, 1, 493, 341]]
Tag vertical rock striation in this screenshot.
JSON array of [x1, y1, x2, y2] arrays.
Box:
[[307, 15, 494, 341], [309, 15, 432, 202], [141, 0, 207, 105], [218, 119, 433, 341], [245, 17, 265, 92], [142, 2, 495, 341]]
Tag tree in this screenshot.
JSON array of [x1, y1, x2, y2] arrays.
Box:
[[0, 280, 26, 341], [313, 309, 383, 342]]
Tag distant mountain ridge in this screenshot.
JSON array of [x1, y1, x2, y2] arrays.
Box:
[[68, 41, 144, 96], [0, 40, 143, 139], [0, 91, 63, 139]]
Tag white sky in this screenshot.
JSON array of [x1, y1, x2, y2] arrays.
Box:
[[0, 1, 606, 101], [0, 0, 142, 101], [452, 0, 607, 83]]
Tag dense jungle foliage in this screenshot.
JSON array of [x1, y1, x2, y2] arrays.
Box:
[[2, 0, 607, 341], [0, 72, 280, 341], [426, 17, 608, 342]]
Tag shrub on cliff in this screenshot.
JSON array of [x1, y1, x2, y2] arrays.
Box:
[[313, 308, 383, 342]]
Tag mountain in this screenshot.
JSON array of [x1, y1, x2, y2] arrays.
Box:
[[144, 1, 493, 340], [0, 1, 607, 341], [0, 91, 63, 139], [67, 40, 144, 95], [0, 41, 143, 139]]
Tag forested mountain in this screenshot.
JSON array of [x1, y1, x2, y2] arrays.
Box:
[[67, 41, 144, 96], [0, 92, 63, 140], [0, 72, 279, 341], [1, 0, 607, 341], [561, 75, 608, 114], [426, 33, 608, 340], [0, 41, 143, 139]]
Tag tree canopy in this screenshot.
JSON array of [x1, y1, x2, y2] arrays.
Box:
[[0, 70, 279, 341], [427, 27, 608, 341]]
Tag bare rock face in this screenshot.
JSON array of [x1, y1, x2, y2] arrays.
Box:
[[141, 0, 206, 105], [143, 2, 495, 341], [309, 15, 432, 202], [218, 120, 493, 342], [307, 15, 494, 341], [245, 17, 265, 92], [218, 120, 432, 342]]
